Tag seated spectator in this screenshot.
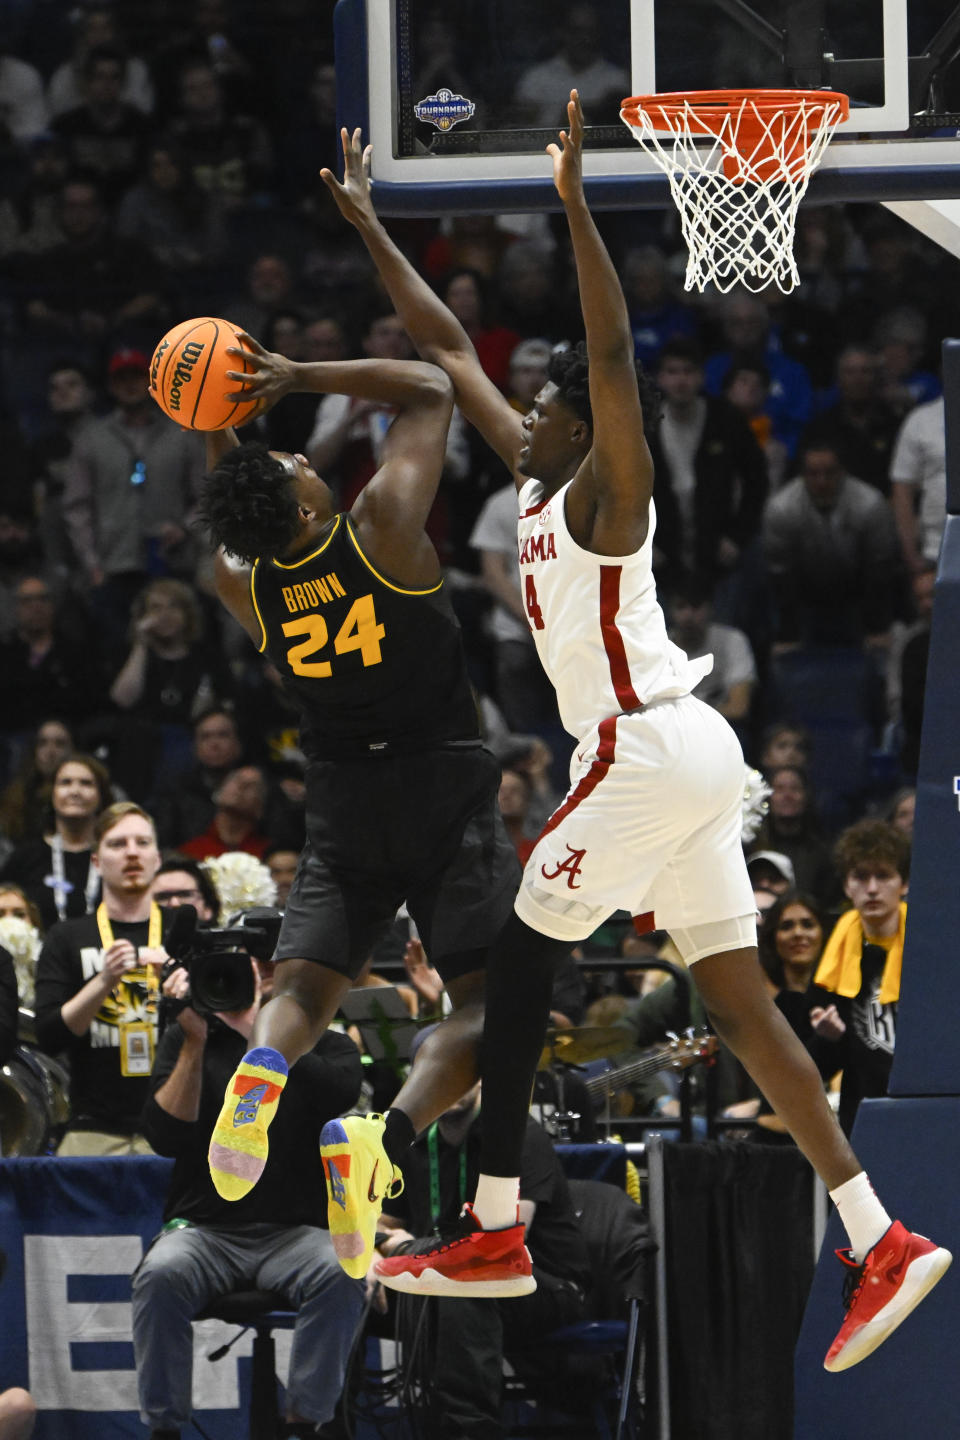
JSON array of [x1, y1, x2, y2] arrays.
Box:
[[0, 718, 74, 845], [504, 337, 552, 415], [151, 855, 219, 925], [163, 54, 274, 207], [495, 241, 578, 343], [259, 310, 325, 456], [622, 245, 698, 370], [758, 889, 832, 1053], [667, 576, 756, 727], [62, 348, 206, 661], [439, 268, 519, 390], [757, 721, 811, 774], [221, 252, 298, 341], [0, 884, 42, 1020], [0, 574, 104, 736], [721, 359, 789, 491], [810, 345, 899, 495], [109, 578, 234, 731], [47, 3, 154, 118], [872, 306, 941, 420], [152, 706, 244, 848], [374, 1060, 591, 1438], [887, 787, 916, 839], [648, 340, 768, 590], [810, 820, 910, 1135], [1, 753, 111, 930], [50, 45, 153, 203], [28, 362, 98, 579], [179, 766, 273, 861], [263, 845, 298, 909], [751, 765, 837, 905], [512, 1, 630, 129], [762, 436, 900, 647], [133, 951, 364, 1440], [34, 802, 174, 1154], [15, 174, 166, 346], [704, 290, 814, 455], [890, 395, 946, 577], [498, 768, 535, 866], [469, 481, 559, 734], [116, 142, 226, 284], [0, 134, 70, 259], [492, 735, 562, 837], [746, 850, 796, 903], [0, 505, 46, 642]]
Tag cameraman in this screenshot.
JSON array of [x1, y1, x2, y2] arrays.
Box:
[[151, 856, 219, 925], [132, 936, 365, 1440]]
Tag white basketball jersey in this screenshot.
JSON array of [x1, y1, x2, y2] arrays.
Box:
[[516, 478, 712, 739]]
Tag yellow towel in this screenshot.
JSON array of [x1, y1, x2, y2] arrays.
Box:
[[813, 903, 906, 1007]]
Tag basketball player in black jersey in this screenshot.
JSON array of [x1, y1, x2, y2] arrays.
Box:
[[201, 340, 520, 1278]]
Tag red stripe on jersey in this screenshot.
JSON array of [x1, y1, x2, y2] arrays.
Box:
[[519, 499, 548, 519], [536, 716, 618, 842], [600, 566, 643, 710]]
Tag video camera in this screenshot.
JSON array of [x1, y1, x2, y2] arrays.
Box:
[[160, 905, 283, 1019]]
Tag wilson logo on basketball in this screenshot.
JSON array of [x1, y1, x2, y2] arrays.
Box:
[[168, 340, 205, 411], [150, 338, 169, 390]]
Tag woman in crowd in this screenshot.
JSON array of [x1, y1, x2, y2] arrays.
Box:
[[752, 765, 837, 905], [0, 719, 74, 847], [0, 754, 111, 930]]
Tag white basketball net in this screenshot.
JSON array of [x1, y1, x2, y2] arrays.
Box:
[[621, 94, 848, 294]]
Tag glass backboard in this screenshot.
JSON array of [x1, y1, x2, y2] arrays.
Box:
[[334, 0, 960, 213]]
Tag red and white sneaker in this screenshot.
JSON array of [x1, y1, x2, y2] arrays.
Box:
[[374, 1203, 537, 1298], [824, 1220, 952, 1372]]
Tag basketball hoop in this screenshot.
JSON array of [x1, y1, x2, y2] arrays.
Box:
[[620, 89, 850, 295]]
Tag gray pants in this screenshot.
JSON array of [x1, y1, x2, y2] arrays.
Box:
[[132, 1221, 365, 1430]]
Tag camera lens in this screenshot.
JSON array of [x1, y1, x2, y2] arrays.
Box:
[[191, 952, 255, 1014]]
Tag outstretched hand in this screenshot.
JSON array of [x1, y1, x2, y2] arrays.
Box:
[[320, 127, 376, 226], [224, 332, 296, 405], [546, 90, 585, 205]]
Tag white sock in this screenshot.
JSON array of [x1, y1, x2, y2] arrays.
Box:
[[829, 1172, 892, 1263], [473, 1174, 520, 1231]]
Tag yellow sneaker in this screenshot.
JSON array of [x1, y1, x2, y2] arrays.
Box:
[[320, 1114, 404, 1278], [208, 1047, 288, 1200]]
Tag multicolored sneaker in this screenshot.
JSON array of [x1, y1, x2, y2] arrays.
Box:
[[208, 1047, 288, 1201], [320, 1114, 404, 1280], [374, 1202, 536, 1298], [824, 1220, 952, 1372]]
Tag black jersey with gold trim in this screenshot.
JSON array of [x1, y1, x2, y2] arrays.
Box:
[[249, 514, 480, 758]]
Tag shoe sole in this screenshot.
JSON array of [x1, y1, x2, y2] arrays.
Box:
[[320, 1118, 383, 1279], [824, 1247, 953, 1372], [376, 1267, 538, 1299]]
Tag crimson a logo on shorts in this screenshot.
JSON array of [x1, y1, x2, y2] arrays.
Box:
[[541, 845, 586, 890]]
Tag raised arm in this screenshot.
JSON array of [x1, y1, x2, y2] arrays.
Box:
[[552, 92, 654, 554], [320, 129, 523, 476]]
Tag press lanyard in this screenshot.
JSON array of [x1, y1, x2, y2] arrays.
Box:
[[427, 1122, 467, 1235], [96, 901, 163, 952], [49, 834, 100, 924]]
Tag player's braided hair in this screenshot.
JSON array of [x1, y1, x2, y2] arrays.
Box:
[[198, 442, 301, 564], [548, 340, 661, 432]]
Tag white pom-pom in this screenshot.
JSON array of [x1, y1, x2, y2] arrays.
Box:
[[200, 852, 278, 926], [0, 915, 42, 1011], [741, 766, 771, 845]]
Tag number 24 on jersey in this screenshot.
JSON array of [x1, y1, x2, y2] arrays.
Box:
[[282, 593, 385, 677]]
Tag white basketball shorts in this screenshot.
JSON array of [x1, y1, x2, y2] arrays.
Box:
[[514, 694, 756, 949]]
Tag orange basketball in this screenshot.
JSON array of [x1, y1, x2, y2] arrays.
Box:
[[149, 316, 263, 431]]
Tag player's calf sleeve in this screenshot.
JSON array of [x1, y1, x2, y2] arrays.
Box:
[[478, 914, 571, 1177]]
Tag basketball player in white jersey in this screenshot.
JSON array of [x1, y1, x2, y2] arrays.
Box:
[[321, 94, 949, 1371]]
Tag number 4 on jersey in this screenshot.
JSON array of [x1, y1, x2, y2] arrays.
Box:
[[335, 592, 385, 664], [525, 574, 545, 631]]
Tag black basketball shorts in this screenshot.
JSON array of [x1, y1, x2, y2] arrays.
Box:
[[274, 744, 520, 983]]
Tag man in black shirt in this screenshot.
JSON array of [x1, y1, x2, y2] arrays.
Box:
[[35, 802, 171, 1153], [199, 334, 518, 1283], [374, 1068, 590, 1440], [132, 960, 364, 1440]]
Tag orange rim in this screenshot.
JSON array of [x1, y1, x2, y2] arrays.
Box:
[[621, 88, 850, 127]]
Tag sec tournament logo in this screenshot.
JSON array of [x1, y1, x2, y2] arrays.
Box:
[[414, 88, 476, 132]]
